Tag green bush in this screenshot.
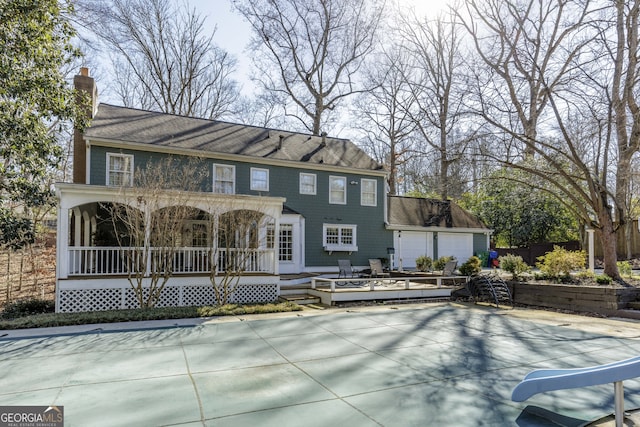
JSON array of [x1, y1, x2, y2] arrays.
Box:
[[534, 271, 552, 281], [617, 261, 632, 277], [499, 254, 530, 280], [459, 256, 482, 276], [576, 270, 595, 280], [2, 298, 55, 320], [415, 255, 433, 272], [595, 274, 613, 285], [433, 256, 454, 271], [536, 246, 586, 279]]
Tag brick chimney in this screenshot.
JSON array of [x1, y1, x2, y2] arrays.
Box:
[[73, 67, 98, 184]]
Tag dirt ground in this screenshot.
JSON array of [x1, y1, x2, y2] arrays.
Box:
[[0, 244, 56, 308]]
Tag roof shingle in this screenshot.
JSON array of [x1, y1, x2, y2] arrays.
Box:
[[388, 196, 488, 230], [84, 104, 383, 171]]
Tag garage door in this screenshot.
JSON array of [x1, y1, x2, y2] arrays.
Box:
[[395, 231, 432, 269], [438, 232, 473, 263]]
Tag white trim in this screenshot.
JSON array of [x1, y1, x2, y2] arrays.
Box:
[[386, 224, 492, 234], [329, 176, 347, 205], [322, 223, 358, 252], [213, 163, 235, 194], [361, 178, 377, 206], [299, 172, 317, 195], [250, 167, 269, 191]]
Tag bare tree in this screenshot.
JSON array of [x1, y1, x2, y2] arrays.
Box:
[[458, 0, 593, 158], [399, 8, 471, 200], [77, 0, 239, 119], [352, 46, 418, 195], [106, 157, 205, 308], [610, 0, 640, 259], [231, 92, 287, 129], [233, 0, 385, 135], [202, 206, 273, 306]]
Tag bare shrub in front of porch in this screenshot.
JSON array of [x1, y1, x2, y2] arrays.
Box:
[[206, 207, 274, 306], [106, 157, 206, 309]]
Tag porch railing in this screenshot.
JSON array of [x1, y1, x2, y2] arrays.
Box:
[[67, 246, 276, 276]]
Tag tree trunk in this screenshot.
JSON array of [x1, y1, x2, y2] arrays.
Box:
[[599, 208, 621, 280]]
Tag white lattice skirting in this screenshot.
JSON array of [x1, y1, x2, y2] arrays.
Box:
[[56, 280, 280, 313]]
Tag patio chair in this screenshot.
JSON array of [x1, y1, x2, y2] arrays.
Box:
[[368, 258, 390, 278], [338, 259, 361, 279], [442, 260, 458, 276]]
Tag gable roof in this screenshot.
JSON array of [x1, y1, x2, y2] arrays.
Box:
[[387, 196, 488, 230], [84, 104, 383, 171]]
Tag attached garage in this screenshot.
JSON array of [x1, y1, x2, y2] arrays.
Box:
[[387, 196, 491, 270], [437, 232, 473, 262], [394, 230, 433, 270]]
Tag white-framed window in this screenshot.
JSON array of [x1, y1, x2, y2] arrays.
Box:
[[106, 153, 134, 187], [299, 172, 317, 195], [323, 224, 357, 252], [329, 176, 346, 204], [279, 224, 293, 261], [213, 164, 235, 194], [361, 178, 377, 206], [250, 167, 269, 191]]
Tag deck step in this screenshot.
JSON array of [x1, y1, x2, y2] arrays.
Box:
[[280, 284, 313, 296], [279, 294, 321, 305]]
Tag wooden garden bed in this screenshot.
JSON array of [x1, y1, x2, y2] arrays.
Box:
[[508, 282, 640, 315]]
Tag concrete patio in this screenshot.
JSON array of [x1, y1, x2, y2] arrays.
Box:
[[2, 303, 640, 426]]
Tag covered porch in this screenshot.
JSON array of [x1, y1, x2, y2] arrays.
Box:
[[55, 183, 285, 312]]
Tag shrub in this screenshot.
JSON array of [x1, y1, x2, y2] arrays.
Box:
[[0, 302, 303, 330], [617, 261, 632, 277], [536, 246, 586, 279], [576, 270, 595, 280], [433, 256, 454, 271], [499, 254, 530, 280], [595, 274, 613, 285], [415, 255, 433, 272], [2, 298, 55, 320], [534, 271, 552, 281], [459, 256, 482, 276]]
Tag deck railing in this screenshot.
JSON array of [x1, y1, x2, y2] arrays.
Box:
[[67, 246, 275, 276]]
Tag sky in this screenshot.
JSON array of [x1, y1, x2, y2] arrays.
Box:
[[189, 0, 453, 95]]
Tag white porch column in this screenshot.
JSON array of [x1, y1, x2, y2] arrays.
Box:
[[57, 205, 70, 279], [82, 211, 91, 246], [73, 207, 81, 246], [273, 217, 280, 275]]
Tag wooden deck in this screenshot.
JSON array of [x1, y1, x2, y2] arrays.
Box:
[[308, 276, 466, 305]]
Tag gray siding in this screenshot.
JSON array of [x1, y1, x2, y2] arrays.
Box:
[[89, 145, 391, 268]]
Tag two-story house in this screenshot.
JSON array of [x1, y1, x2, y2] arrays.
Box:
[[55, 68, 392, 312]]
